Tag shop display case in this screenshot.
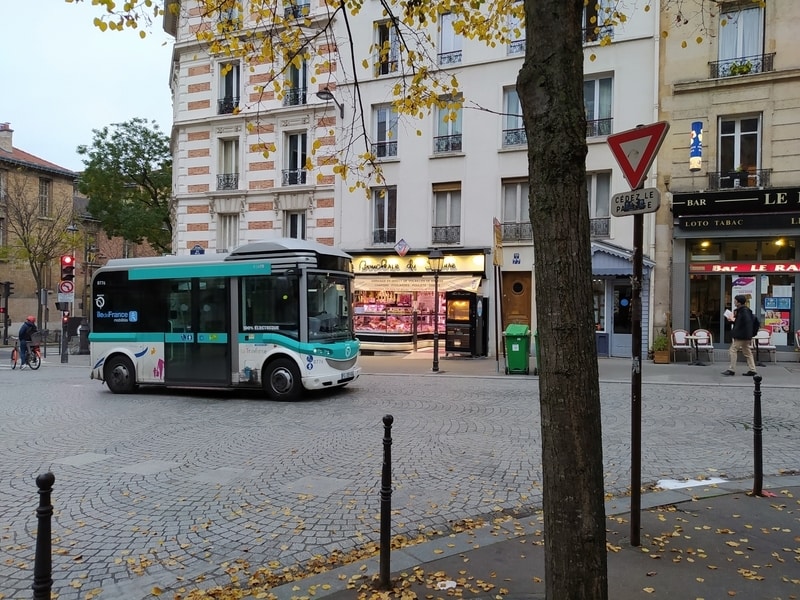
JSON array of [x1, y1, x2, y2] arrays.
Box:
[[353, 303, 445, 351]]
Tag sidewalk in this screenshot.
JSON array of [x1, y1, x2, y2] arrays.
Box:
[[359, 348, 800, 387], [263, 476, 800, 600]]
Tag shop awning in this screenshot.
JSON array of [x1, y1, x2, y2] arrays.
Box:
[[354, 275, 482, 292]]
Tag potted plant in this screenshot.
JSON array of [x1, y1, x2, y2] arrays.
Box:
[[729, 60, 752, 76], [652, 332, 670, 364]]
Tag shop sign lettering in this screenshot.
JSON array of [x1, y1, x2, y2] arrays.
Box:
[[689, 263, 800, 273], [672, 187, 800, 216], [679, 212, 800, 230]]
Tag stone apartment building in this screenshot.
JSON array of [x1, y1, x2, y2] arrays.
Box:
[[657, 0, 800, 357], [163, 1, 661, 358], [0, 122, 76, 332]]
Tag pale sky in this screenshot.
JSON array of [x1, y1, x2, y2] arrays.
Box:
[[0, 1, 174, 173]]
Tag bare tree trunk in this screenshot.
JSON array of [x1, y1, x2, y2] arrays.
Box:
[[517, 0, 608, 598]]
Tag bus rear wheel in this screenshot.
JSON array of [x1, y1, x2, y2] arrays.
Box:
[[105, 356, 136, 394], [263, 358, 302, 401]]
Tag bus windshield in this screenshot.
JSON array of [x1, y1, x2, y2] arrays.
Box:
[[307, 272, 353, 341]]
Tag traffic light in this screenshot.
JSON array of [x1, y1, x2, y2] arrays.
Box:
[[61, 255, 76, 282], [2, 281, 13, 298], [62, 311, 70, 325]]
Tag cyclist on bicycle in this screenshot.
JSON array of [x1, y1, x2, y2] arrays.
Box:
[[18, 315, 38, 370]]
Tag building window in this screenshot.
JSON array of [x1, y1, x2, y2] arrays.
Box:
[[434, 102, 462, 153], [219, 62, 240, 115], [583, 0, 614, 43], [217, 1, 240, 28], [217, 213, 239, 252], [717, 4, 764, 76], [38, 178, 51, 217], [502, 87, 526, 147], [718, 115, 761, 185], [432, 183, 461, 245], [587, 172, 610, 238], [372, 186, 396, 245], [283, 132, 307, 185], [584, 76, 612, 137], [284, 59, 308, 106], [284, 0, 310, 19], [438, 13, 462, 65], [375, 21, 400, 76], [218, 138, 240, 190], [286, 211, 306, 239], [372, 105, 398, 158], [0, 169, 6, 202], [507, 1, 524, 55], [501, 178, 531, 242]]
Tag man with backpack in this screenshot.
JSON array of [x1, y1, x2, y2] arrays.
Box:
[[18, 315, 38, 371], [722, 295, 758, 377]]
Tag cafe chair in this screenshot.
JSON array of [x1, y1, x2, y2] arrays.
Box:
[[691, 328, 715, 363], [796, 329, 800, 362], [670, 328, 691, 362], [752, 328, 777, 364]]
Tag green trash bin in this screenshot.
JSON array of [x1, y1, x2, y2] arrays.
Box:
[[503, 324, 531, 375]]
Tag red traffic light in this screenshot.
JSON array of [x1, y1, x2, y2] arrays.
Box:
[[61, 255, 74, 267]]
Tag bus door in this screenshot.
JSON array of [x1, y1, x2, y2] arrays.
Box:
[[165, 277, 230, 385]]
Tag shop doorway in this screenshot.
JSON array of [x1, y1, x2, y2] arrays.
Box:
[[611, 281, 632, 357], [502, 272, 532, 329]]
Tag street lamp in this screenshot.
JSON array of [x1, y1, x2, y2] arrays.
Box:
[[316, 87, 344, 119], [429, 248, 445, 373]]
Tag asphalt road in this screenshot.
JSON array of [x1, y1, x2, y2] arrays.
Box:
[[0, 355, 798, 598]]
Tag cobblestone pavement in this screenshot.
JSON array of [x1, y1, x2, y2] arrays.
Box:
[[0, 354, 798, 598]]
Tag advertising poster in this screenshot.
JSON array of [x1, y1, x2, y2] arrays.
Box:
[[731, 276, 756, 307]]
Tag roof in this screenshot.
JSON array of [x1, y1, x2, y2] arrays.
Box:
[[0, 146, 76, 178], [591, 240, 655, 276]]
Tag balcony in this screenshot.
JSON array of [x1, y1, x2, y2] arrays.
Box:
[[709, 53, 775, 79], [582, 25, 614, 44], [502, 221, 533, 242], [282, 169, 307, 186], [433, 134, 462, 153], [284, 2, 310, 18], [371, 141, 398, 158], [376, 59, 399, 77], [218, 96, 239, 115], [586, 118, 612, 138], [707, 169, 772, 191], [502, 128, 527, 147], [438, 50, 462, 65], [372, 228, 397, 245], [589, 217, 610, 239], [216, 173, 239, 191], [283, 87, 308, 107], [431, 225, 461, 245]]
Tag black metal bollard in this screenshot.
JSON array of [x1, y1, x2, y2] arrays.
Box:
[[752, 375, 763, 496], [32, 472, 55, 600], [379, 415, 393, 589]]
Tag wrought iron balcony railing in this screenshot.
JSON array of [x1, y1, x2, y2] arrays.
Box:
[[590, 217, 610, 239], [284, 3, 310, 18], [216, 173, 239, 191], [433, 134, 462, 153], [371, 141, 398, 158], [438, 50, 462, 65], [707, 169, 772, 191], [502, 221, 533, 242], [508, 38, 525, 55], [372, 228, 397, 245], [283, 87, 308, 107], [582, 25, 614, 44], [377, 59, 399, 76], [586, 118, 612, 138], [503, 128, 527, 147], [431, 225, 461, 245], [218, 96, 239, 115], [709, 52, 775, 79], [282, 169, 307, 186]]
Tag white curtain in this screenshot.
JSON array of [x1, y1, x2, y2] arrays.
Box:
[[719, 6, 763, 60]]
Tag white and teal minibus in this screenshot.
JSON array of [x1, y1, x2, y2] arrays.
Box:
[[89, 239, 361, 400]]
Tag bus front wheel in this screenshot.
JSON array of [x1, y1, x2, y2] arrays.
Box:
[[105, 356, 136, 394], [263, 358, 302, 401]]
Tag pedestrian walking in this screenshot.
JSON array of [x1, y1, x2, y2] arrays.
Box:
[[722, 295, 757, 376]]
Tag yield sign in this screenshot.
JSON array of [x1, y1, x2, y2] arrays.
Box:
[[607, 121, 670, 190]]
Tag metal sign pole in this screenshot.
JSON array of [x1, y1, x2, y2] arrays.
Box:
[[630, 213, 643, 547]]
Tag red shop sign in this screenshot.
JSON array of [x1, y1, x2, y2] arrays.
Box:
[[689, 262, 800, 273]]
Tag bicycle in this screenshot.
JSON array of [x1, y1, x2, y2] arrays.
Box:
[[10, 331, 45, 370]]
